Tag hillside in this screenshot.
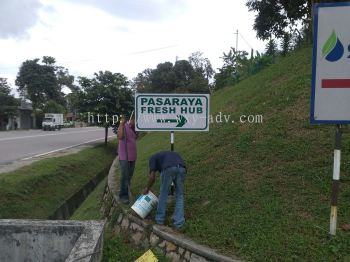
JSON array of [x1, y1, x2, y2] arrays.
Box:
[[128, 47, 350, 261]]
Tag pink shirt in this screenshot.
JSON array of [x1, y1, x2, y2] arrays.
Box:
[[118, 123, 138, 161]]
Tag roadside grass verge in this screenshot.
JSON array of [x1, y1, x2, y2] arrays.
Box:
[[70, 172, 168, 261], [70, 177, 107, 220], [0, 141, 116, 219], [124, 47, 350, 261]]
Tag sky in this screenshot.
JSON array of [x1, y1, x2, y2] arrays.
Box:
[[0, 0, 266, 96]]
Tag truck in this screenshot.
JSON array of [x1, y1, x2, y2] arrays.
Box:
[[42, 113, 64, 131]]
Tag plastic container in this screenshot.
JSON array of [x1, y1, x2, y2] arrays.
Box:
[[131, 191, 158, 219]]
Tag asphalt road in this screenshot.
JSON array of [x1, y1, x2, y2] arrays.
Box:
[[0, 127, 115, 165]]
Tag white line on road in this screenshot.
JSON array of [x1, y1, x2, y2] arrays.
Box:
[[0, 128, 108, 142], [21, 135, 115, 161]]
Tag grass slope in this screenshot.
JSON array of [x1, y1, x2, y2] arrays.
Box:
[[0, 142, 116, 219], [128, 47, 350, 261]]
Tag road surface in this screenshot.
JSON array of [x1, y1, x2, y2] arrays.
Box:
[[0, 127, 115, 165]]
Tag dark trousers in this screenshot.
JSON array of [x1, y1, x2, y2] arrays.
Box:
[[119, 160, 135, 200]]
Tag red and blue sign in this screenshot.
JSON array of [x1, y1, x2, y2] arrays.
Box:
[[311, 2, 350, 124]]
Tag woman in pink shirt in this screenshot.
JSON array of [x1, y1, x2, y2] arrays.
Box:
[[117, 114, 138, 204]]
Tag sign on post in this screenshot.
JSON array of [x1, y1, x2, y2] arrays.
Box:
[[311, 2, 350, 124], [135, 93, 210, 131]]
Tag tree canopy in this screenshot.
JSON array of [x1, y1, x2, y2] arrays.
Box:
[[133, 53, 213, 94], [246, 0, 349, 41], [15, 56, 75, 110], [69, 71, 134, 119], [0, 78, 18, 122], [246, 0, 310, 40]]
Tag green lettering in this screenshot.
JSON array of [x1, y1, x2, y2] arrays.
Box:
[[156, 98, 163, 106], [148, 98, 155, 106], [188, 98, 195, 105], [195, 99, 202, 106], [180, 99, 188, 106], [164, 98, 171, 106], [141, 98, 148, 105], [173, 98, 179, 106]]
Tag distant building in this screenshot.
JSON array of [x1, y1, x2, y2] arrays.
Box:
[[5, 101, 36, 130]]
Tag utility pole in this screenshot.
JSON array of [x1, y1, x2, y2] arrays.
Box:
[[234, 29, 239, 51]]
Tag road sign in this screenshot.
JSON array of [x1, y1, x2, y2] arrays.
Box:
[[135, 93, 210, 131], [311, 2, 350, 124]]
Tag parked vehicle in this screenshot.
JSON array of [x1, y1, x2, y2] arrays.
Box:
[[42, 113, 63, 131]]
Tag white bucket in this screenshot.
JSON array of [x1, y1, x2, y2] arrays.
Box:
[[131, 191, 158, 219]]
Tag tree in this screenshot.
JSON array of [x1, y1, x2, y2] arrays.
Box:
[[77, 71, 133, 119], [42, 100, 66, 114], [132, 69, 153, 93], [246, 0, 310, 40], [174, 60, 195, 89], [16, 59, 45, 109], [246, 0, 349, 41], [149, 62, 177, 93], [188, 52, 214, 83], [15, 56, 74, 109], [214, 48, 250, 90], [265, 39, 278, 57], [280, 32, 291, 56], [0, 78, 18, 129], [214, 48, 274, 90]]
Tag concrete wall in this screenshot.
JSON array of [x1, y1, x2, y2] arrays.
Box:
[[0, 220, 105, 262]]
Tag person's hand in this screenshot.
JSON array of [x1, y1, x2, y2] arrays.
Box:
[[120, 117, 126, 126], [142, 188, 149, 195]]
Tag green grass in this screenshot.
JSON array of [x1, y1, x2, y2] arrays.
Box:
[[0, 141, 116, 219], [70, 177, 107, 220], [125, 47, 350, 261], [103, 229, 169, 262]]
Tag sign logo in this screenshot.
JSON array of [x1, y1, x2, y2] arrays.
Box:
[[322, 30, 344, 62]]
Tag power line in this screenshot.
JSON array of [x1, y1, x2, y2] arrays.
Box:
[[238, 32, 254, 50], [0, 44, 179, 70]]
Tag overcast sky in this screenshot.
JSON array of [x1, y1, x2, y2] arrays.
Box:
[[0, 0, 266, 95]]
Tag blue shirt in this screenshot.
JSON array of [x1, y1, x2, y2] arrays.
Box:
[[149, 151, 186, 173]]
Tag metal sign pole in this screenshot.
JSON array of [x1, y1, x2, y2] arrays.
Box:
[[330, 124, 342, 236], [170, 131, 174, 151], [170, 131, 175, 195]]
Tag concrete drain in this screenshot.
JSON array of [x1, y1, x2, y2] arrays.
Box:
[[0, 219, 104, 262]]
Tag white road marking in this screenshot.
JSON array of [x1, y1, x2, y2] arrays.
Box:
[[21, 135, 115, 161], [0, 128, 107, 142]]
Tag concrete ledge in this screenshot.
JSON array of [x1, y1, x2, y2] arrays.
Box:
[[66, 220, 105, 262], [103, 157, 242, 262], [152, 225, 240, 262], [127, 213, 152, 228], [107, 157, 119, 194], [0, 219, 105, 262]]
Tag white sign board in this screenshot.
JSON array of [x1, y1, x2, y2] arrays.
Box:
[[135, 93, 210, 131], [311, 2, 350, 124]]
